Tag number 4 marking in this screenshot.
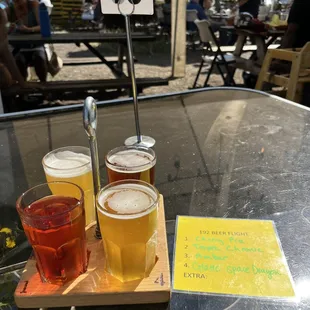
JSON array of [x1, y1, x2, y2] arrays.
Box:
[[154, 273, 165, 286]]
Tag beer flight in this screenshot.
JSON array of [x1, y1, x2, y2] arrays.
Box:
[[16, 144, 157, 284]]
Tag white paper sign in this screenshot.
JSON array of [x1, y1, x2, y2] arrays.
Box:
[[101, 0, 154, 15]]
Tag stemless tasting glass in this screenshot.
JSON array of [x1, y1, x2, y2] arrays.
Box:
[[105, 145, 156, 185], [42, 146, 95, 226], [16, 182, 88, 285], [97, 179, 159, 282]]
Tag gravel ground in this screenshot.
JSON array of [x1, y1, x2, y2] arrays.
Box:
[[50, 38, 244, 102]]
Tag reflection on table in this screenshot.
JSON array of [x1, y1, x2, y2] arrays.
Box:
[[1, 88, 310, 309]]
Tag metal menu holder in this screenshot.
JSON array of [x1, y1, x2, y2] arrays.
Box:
[[101, 0, 155, 147]]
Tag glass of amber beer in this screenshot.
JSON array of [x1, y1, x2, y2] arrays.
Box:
[[16, 182, 88, 285], [105, 145, 156, 185], [97, 179, 159, 282], [43, 146, 95, 226]]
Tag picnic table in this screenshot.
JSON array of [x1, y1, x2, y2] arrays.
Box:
[[8, 32, 158, 78], [230, 27, 286, 75], [3, 32, 168, 106]]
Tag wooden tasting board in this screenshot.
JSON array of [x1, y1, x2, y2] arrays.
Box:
[[15, 195, 170, 308]]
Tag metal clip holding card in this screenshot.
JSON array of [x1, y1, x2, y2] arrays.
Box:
[[117, 0, 135, 15], [101, 0, 153, 15]]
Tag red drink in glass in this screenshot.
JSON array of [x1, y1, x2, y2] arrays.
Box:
[[16, 182, 88, 285]]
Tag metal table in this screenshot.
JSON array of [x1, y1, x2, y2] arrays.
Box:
[[1, 88, 310, 309]]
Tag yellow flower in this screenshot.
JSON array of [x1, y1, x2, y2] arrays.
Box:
[[0, 227, 12, 234], [0, 227, 16, 248], [6, 237, 16, 248]]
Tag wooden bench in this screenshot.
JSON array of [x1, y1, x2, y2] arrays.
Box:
[[228, 57, 262, 75], [227, 44, 280, 76], [211, 45, 258, 53], [61, 56, 137, 67], [1, 78, 169, 113]]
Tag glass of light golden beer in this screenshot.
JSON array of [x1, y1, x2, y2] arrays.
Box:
[[105, 145, 156, 185], [97, 179, 159, 282], [42, 146, 95, 226]]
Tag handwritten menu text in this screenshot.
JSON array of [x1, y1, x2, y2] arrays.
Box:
[[173, 217, 295, 299]]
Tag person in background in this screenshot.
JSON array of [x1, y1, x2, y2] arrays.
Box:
[[270, 0, 310, 106], [238, 0, 260, 19], [186, 0, 207, 33], [9, 0, 48, 82], [204, 0, 227, 32], [187, 0, 207, 20], [204, 0, 212, 11], [199, 0, 212, 10], [187, 0, 224, 32], [281, 0, 310, 49], [163, 0, 171, 12], [0, 4, 25, 88]]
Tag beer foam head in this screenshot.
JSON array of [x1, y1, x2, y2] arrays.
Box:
[[44, 151, 91, 178], [107, 149, 155, 173], [98, 183, 158, 219]]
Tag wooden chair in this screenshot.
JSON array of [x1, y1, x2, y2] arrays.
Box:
[[193, 19, 236, 88], [256, 42, 310, 103]]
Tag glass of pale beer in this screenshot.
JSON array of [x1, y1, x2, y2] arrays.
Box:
[[105, 145, 156, 185], [42, 146, 95, 226], [97, 179, 159, 282]]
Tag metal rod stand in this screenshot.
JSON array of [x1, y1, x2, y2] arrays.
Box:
[[124, 14, 142, 144], [123, 13, 156, 148]]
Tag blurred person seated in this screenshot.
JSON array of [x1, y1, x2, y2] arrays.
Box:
[[187, 0, 207, 21], [0, 4, 25, 88], [8, 0, 48, 82], [187, 0, 225, 32], [204, 0, 227, 32]]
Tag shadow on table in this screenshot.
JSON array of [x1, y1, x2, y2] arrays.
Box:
[[5, 89, 127, 114]]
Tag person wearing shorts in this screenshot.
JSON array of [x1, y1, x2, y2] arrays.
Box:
[[9, 0, 48, 82], [0, 3, 25, 88]]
